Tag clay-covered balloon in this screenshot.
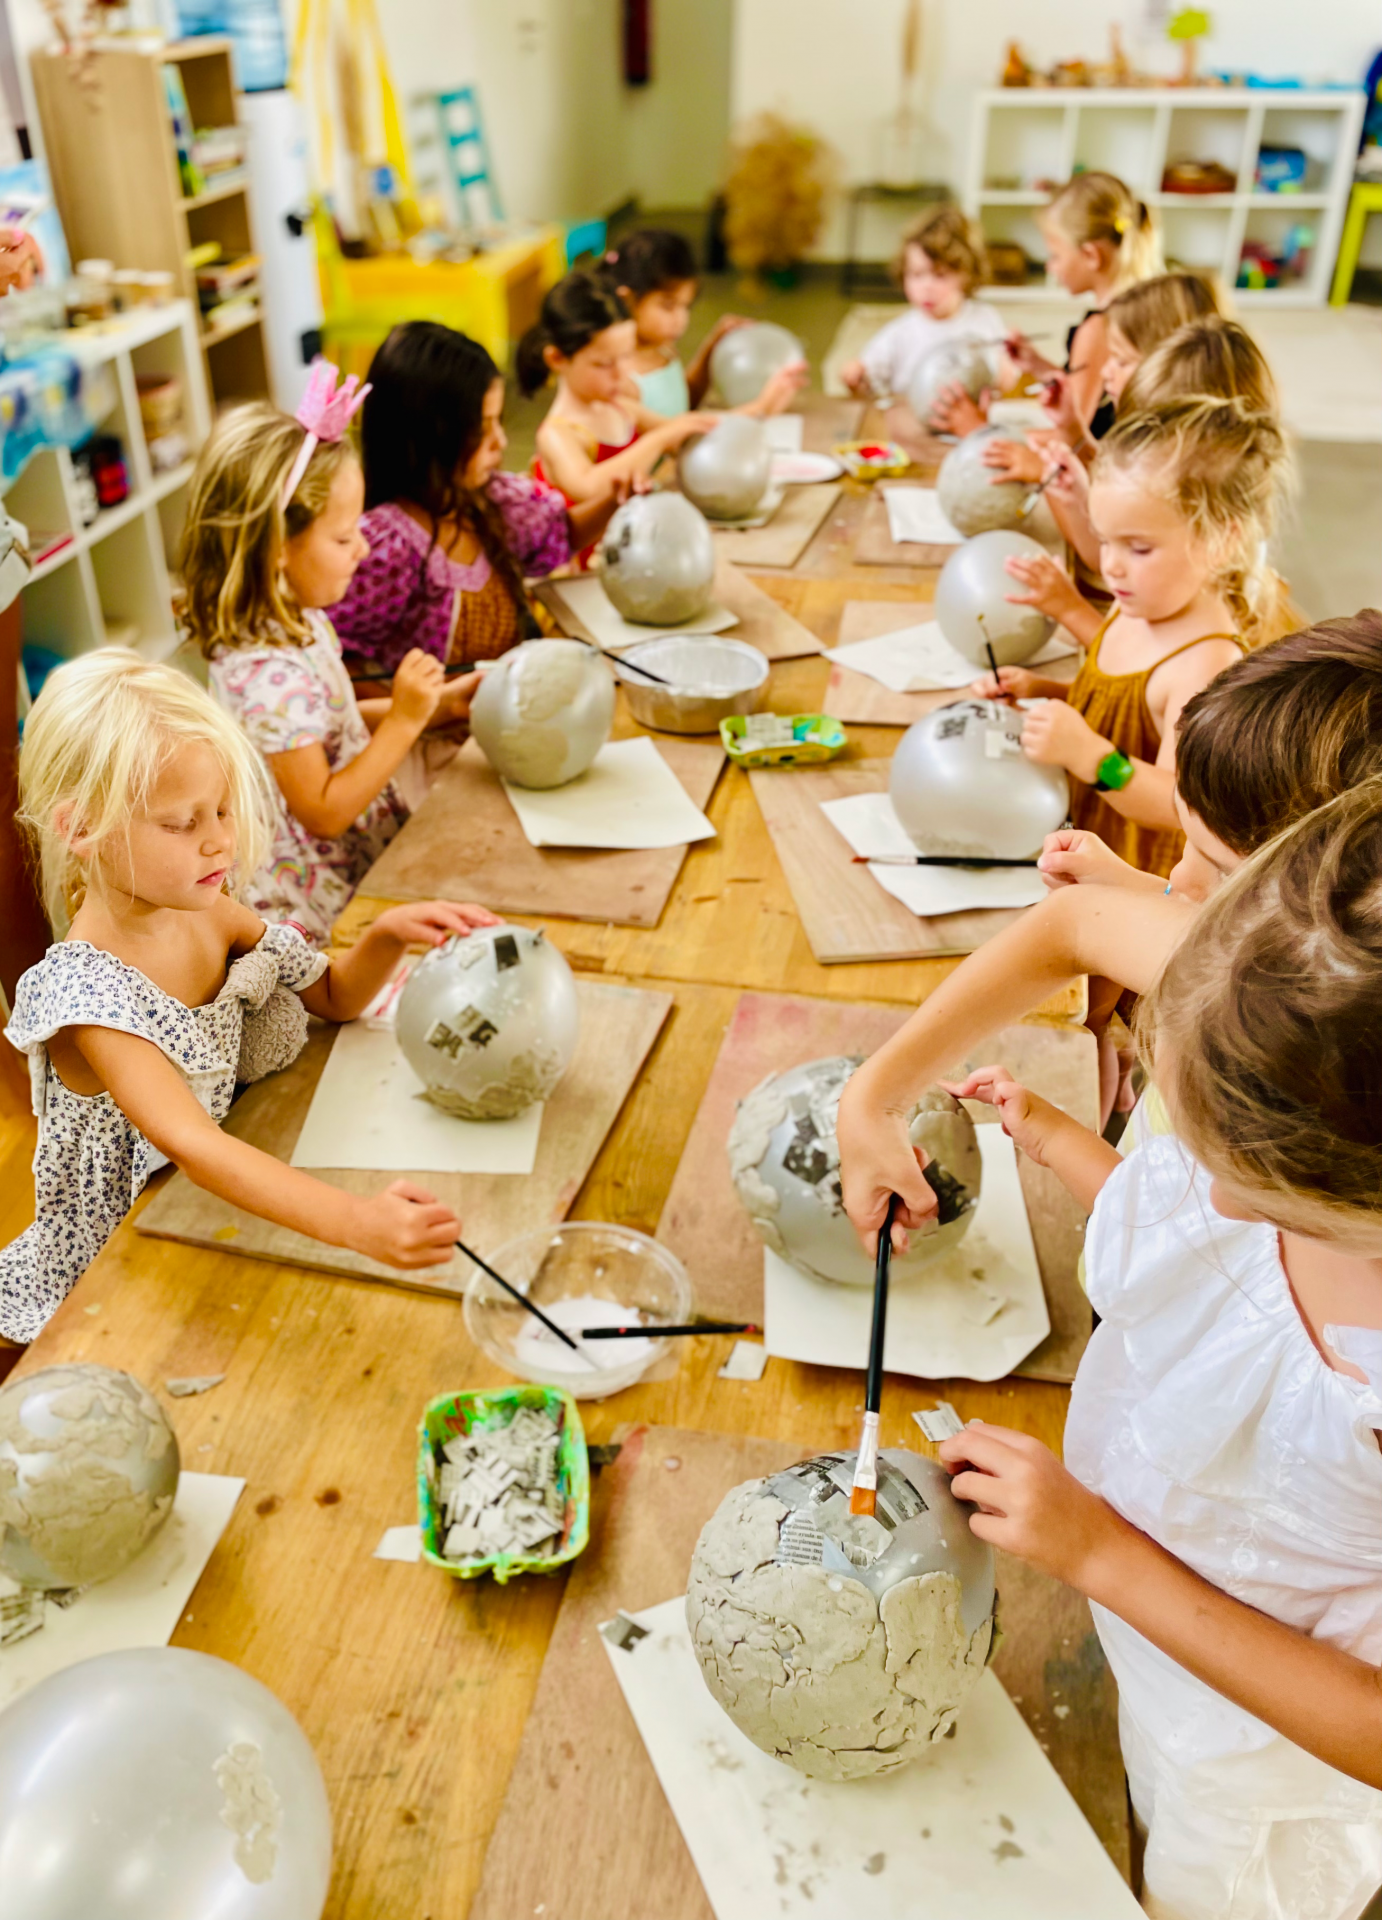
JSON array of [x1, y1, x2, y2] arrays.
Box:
[[687, 1449, 995, 1780], [728, 1057, 980, 1286], [600, 491, 717, 627], [678, 415, 772, 521], [934, 528, 1056, 667], [470, 638, 615, 789], [709, 321, 807, 407], [0, 1364, 179, 1589], [890, 698, 1070, 861], [0, 1647, 332, 1919], [937, 424, 1032, 537], [906, 339, 993, 429], [396, 924, 580, 1120]]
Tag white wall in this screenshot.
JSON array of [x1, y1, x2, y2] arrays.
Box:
[[627, 0, 735, 209]]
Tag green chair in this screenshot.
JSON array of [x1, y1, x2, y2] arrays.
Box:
[[1330, 179, 1382, 305]]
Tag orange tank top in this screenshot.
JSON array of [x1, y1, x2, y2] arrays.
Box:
[[1066, 616, 1245, 879]]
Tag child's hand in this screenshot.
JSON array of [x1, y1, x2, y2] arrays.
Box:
[[1041, 371, 1084, 439], [1020, 698, 1103, 777], [665, 410, 719, 446], [0, 229, 41, 295], [349, 1178, 462, 1269], [929, 382, 989, 436], [430, 670, 483, 730], [969, 664, 1041, 702], [370, 899, 501, 947], [982, 439, 1043, 485], [836, 1078, 941, 1257], [939, 1422, 1121, 1590], [940, 1067, 1069, 1168], [839, 357, 872, 397], [1035, 437, 1089, 506], [1003, 551, 1086, 626], [1003, 332, 1055, 378], [388, 648, 446, 727], [749, 359, 809, 417], [707, 313, 752, 350], [1037, 829, 1145, 892]]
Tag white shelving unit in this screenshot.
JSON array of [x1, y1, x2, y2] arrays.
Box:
[[965, 87, 1367, 306], [5, 301, 210, 665]]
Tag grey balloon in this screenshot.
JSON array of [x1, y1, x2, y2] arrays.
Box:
[[678, 415, 772, 520], [0, 1364, 179, 1589], [396, 924, 580, 1120], [937, 424, 1032, 537], [890, 698, 1070, 861], [0, 1647, 332, 1920], [906, 339, 993, 429], [600, 491, 717, 626], [727, 1057, 981, 1287], [934, 528, 1056, 667], [470, 638, 614, 789], [709, 321, 806, 407]]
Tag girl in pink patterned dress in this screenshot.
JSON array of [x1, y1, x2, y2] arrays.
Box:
[[182, 381, 479, 945]]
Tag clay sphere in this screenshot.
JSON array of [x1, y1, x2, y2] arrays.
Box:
[[470, 639, 614, 789], [600, 492, 717, 627], [396, 925, 580, 1121], [0, 1364, 179, 1590], [937, 424, 1033, 537], [934, 528, 1056, 668], [906, 339, 993, 429], [890, 698, 1070, 861], [678, 416, 772, 521], [728, 1057, 980, 1286], [709, 321, 807, 407], [687, 1449, 995, 1780]]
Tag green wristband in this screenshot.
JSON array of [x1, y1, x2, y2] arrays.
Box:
[[1094, 748, 1134, 793]]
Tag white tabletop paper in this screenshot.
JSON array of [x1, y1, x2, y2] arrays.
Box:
[[551, 573, 739, 652], [762, 413, 805, 452], [820, 792, 1048, 915], [825, 621, 1078, 695], [883, 485, 963, 545], [503, 736, 716, 850]]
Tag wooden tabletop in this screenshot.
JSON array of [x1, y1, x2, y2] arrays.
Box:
[[5, 406, 1111, 1917]]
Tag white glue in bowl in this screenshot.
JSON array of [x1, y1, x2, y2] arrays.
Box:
[[615, 635, 769, 735], [462, 1222, 693, 1400]]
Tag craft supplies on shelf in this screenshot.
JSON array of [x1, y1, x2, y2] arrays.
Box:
[[720, 713, 847, 769], [417, 1386, 589, 1582]]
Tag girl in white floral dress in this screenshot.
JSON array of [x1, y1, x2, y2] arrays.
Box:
[[2, 649, 496, 1351]]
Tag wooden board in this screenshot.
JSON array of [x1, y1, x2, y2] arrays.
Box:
[[537, 558, 822, 662], [824, 600, 1080, 727], [709, 482, 842, 571], [135, 977, 673, 1291], [657, 991, 1096, 1384], [346, 735, 725, 926], [854, 479, 960, 569], [471, 1423, 1128, 1920], [794, 393, 866, 452], [750, 756, 1038, 964]]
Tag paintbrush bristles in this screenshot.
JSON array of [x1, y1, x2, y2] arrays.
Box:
[[849, 1485, 878, 1517]]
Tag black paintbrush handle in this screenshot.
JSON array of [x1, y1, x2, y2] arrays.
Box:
[[455, 1240, 580, 1351], [353, 661, 478, 687], [579, 1321, 760, 1340], [852, 854, 1038, 869], [865, 1196, 898, 1416]]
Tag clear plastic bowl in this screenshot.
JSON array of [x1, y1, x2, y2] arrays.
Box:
[[461, 1221, 693, 1401]]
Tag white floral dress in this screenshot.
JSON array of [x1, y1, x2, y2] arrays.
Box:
[[1, 923, 327, 1344], [209, 609, 409, 946]]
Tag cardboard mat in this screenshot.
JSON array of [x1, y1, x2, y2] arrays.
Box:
[[538, 558, 821, 661], [708, 482, 841, 570]]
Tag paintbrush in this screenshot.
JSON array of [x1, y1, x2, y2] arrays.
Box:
[[851, 1195, 898, 1517], [353, 660, 480, 687], [579, 1320, 761, 1340], [607, 648, 674, 687], [1017, 470, 1055, 520], [852, 853, 1037, 868], [455, 1240, 581, 1351]]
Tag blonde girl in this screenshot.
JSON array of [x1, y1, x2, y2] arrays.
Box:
[[977, 395, 1291, 878], [183, 379, 472, 945], [1, 649, 495, 1348]]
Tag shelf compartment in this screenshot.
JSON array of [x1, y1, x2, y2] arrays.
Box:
[[1257, 107, 1352, 197], [1072, 104, 1160, 194], [981, 105, 1069, 195], [1237, 204, 1324, 299], [1164, 106, 1252, 191], [89, 513, 167, 651], [976, 205, 1050, 284], [1159, 202, 1235, 276], [20, 549, 102, 658]]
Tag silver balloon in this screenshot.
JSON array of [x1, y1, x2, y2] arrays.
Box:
[[470, 638, 614, 788], [599, 491, 717, 627], [937, 424, 1032, 537], [396, 924, 580, 1120], [678, 415, 772, 521], [890, 698, 1070, 861], [934, 528, 1056, 667], [0, 1647, 332, 1919], [906, 339, 993, 429], [709, 321, 806, 407], [0, 1364, 179, 1589], [728, 1057, 980, 1286]]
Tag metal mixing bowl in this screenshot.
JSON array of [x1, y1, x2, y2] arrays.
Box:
[[615, 635, 769, 734]]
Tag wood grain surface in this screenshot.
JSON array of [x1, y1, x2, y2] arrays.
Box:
[[709, 482, 842, 570], [536, 556, 823, 662]]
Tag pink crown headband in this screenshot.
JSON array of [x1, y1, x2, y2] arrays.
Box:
[[280, 359, 371, 509]]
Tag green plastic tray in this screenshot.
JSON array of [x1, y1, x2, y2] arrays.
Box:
[[720, 713, 848, 770], [416, 1383, 590, 1584]]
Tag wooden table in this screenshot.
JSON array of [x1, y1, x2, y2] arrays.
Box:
[[6, 431, 1117, 1915]]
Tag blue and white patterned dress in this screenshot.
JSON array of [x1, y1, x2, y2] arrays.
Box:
[[1, 922, 327, 1343]]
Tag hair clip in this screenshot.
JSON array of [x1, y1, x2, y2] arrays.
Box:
[[1113, 215, 1129, 236], [280, 359, 371, 509]]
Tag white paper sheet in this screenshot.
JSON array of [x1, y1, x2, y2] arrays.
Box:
[[373, 1524, 422, 1563], [824, 621, 1078, 695], [763, 1128, 1049, 1381], [502, 736, 716, 850], [717, 1340, 769, 1382], [0, 1472, 244, 1706], [600, 1597, 1142, 1920], [820, 791, 1051, 916], [883, 486, 964, 545], [551, 573, 739, 652], [290, 1020, 544, 1174], [762, 414, 805, 452]]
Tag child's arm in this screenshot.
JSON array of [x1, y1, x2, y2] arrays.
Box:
[[939, 1423, 1382, 1794], [299, 900, 500, 1024], [565, 472, 646, 552], [981, 439, 1044, 485], [535, 411, 714, 502], [1003, 551, 1105, 647], [1004, 330, 1060, 379], [269, 649, 443, 839], [71, 1026, 462, 1268], [1063, 310, 1109, 432], [970, 665, 1072, 703], [837, 883, 1194, 1250], [928, 383, 990, 437], [941, 1065, 1121, 1213], [685, 314, 751, 407], [1036, 828, 1169, 895], [838, 357, 872, 397], [1019, 702, 1179, 832], [734, 361, 809, 420]]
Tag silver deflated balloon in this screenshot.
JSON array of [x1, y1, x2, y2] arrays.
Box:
[[709, 321, 806, 407], [728, 1057, 980, 1286], [678, 415, 772, 521], [0, 1363, 179, 1589], [906, 338, 992, 429], [937, 423, 1033, 537], [470, 638, 614, 788], [0, 1647, 332, 1920], [600, 491, 717, 626], [396, 924, 580, 1120], [687, 1449, 995, 1780], [934, 527, 1056, 667], [890, 698, 1070, 861]]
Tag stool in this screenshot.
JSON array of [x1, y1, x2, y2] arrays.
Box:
[[1330, 180, 1382, 305]]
